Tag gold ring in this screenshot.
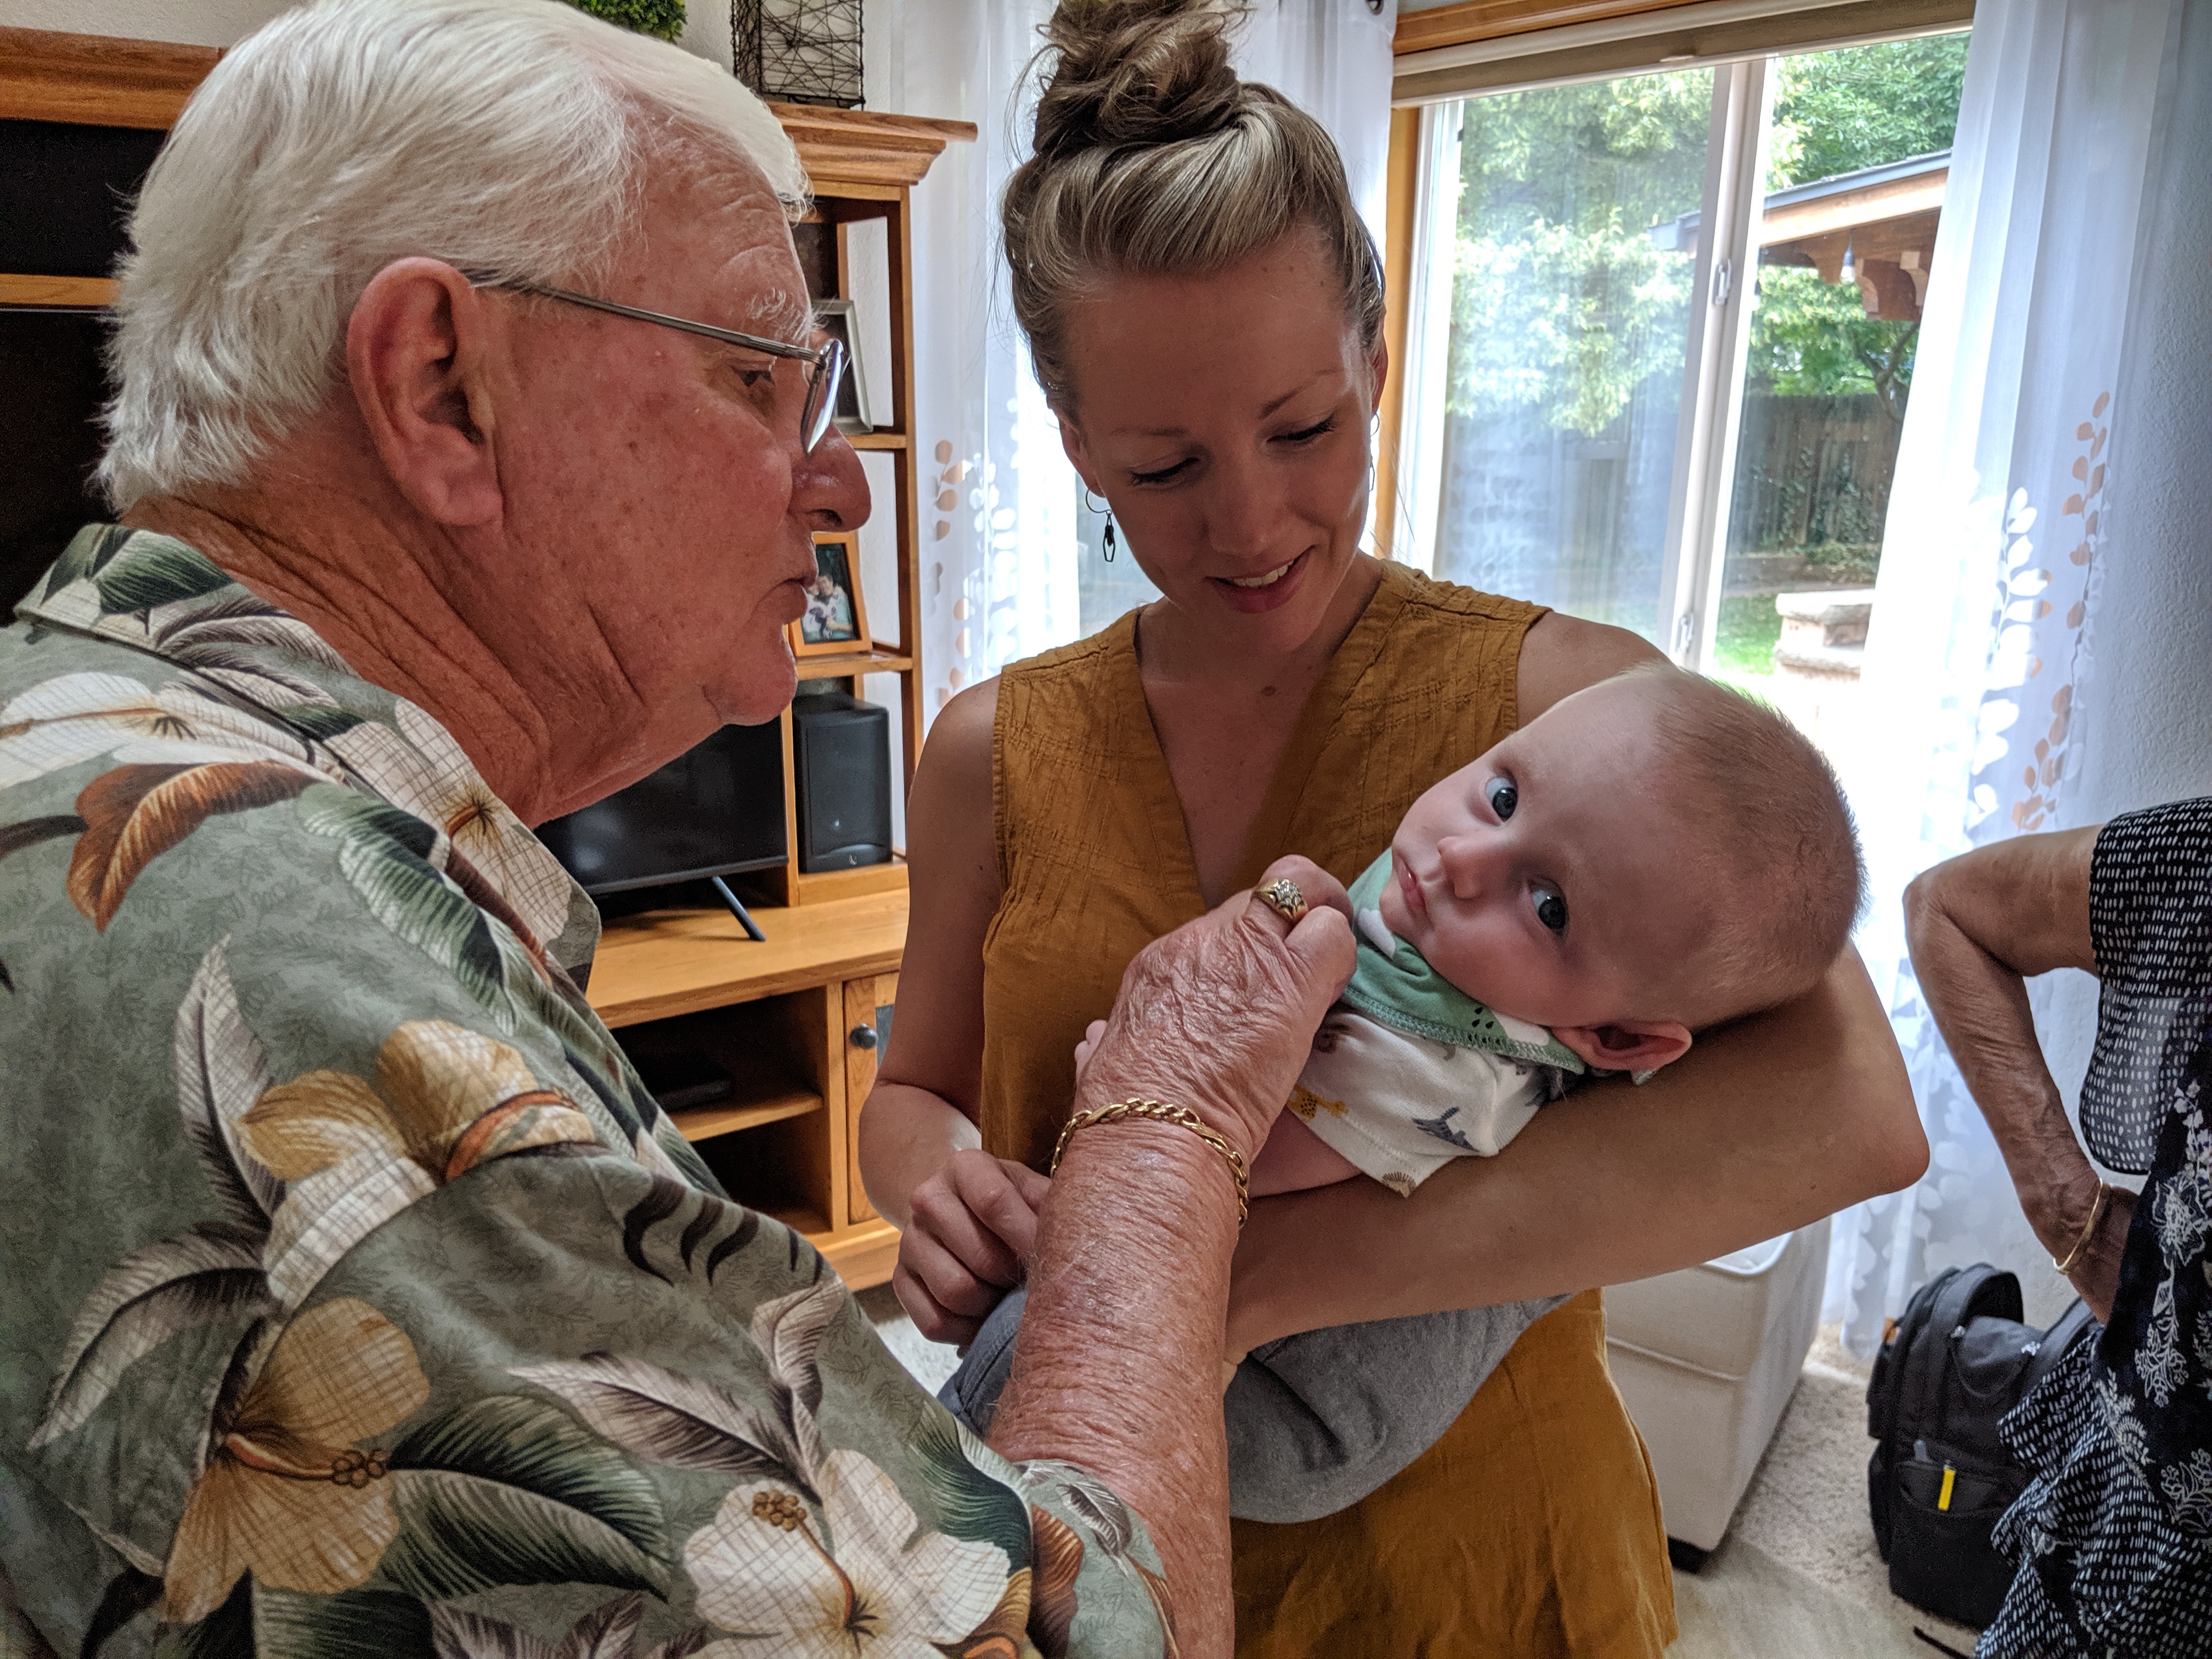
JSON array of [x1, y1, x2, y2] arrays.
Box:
[[1257, 877, 1307, 924]]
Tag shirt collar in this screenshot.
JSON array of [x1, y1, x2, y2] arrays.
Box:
[[16, 524, 596, 968]]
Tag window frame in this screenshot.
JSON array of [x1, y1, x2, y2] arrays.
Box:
[[1385, 22, 1966, 670]]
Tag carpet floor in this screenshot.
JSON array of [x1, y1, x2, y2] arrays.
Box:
[[1669, 1327, 1981, 1658], [856, 1289, 1990, 1656]]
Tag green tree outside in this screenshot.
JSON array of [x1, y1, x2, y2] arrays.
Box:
[[1444, 34, 1971, 675], [1747, 35, 1971, 416], [1448, 33, 1972, 430]]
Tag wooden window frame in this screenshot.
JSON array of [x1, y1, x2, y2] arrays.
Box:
[[1379, 7, 1969, 667]]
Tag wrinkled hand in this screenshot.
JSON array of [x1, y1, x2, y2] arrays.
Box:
[[891, 1149, 1053, 1346], [1071, 855, 1355, 1163]]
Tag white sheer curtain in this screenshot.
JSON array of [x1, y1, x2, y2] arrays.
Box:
[[871, 0, 1397, 727], [1822, 0, 2188, 1349]]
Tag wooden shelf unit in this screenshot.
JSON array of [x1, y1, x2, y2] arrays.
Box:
[[0, 30, 973, 1291], [757, 104, 971, 909]]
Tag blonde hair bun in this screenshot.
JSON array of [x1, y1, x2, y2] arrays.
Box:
[[1032, 0, 1247, 159], [1005, 0, 1383, 408]]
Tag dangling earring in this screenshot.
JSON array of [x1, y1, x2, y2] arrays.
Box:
[[1085, 488, 1117, 562]]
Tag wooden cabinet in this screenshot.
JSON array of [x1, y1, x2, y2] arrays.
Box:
[[585, 891, 908, 1288]]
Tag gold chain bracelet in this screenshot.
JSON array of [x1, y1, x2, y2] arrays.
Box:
[[2052, 1180, 2113, 1276], [1049, 1098, 1250, 1227]]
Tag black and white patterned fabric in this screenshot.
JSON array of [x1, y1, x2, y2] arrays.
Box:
[[2079, 802, 2212, 1172], [1979, 799, 2212, 1658]]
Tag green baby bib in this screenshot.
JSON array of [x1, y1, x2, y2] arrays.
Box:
[[1338, 851, 1587, 1073]]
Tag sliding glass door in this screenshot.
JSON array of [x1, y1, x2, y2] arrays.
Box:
[[1398, 31, 1971, 738], [1412, 67, 1714, 642]]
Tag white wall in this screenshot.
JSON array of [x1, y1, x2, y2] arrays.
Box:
[[0, 0, 734, 71], [2028, 0, 2212, 1135], [0, 0, 284, 44]]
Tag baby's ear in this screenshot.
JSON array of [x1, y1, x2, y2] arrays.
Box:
[[1551, 1019, 1692, 1074]]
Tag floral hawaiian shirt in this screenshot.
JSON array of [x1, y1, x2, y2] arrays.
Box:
[[0, 526, 1170, 1659]]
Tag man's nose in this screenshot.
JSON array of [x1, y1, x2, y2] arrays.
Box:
[[794, 430, 870, 534]]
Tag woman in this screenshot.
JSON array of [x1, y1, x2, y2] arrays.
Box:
[[861, 2, 1923, 1651], [1906, 806, 2212, 1655]]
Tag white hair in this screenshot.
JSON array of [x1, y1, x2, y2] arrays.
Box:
[[99, 0, 807, 508]]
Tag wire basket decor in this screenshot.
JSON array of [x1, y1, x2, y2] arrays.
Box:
[[732, 0, 864, 108]]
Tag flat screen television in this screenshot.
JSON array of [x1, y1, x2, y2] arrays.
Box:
[[537, 720, 786, 934]]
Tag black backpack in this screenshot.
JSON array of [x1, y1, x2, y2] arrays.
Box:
[[1866, 1263, 2098, 1628]]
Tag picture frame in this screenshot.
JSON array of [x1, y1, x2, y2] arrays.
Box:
[[812, 298, 873, 434], [788, 534, 870, 657]]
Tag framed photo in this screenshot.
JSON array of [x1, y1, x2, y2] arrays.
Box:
[[789, 535, 870, 657], [813, 298, 873, 435]]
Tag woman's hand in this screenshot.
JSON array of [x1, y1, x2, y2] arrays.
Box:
[[1070, 855, 1353, 1161], [1905, 828, 2119, 1313], [890, 1150, 1052, 1345]]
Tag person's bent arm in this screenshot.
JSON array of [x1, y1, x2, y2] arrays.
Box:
[[1227, 943, 1925, 1350], [857, 680, 1055, 1342], [1903, 827, 2131, 1318], [990, 858, 1354, 1656], [1224, 611, 1927, 1352]]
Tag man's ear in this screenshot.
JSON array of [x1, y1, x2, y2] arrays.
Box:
[[346, 258, 504, 527], [1551, 1019, 1692, 1074]]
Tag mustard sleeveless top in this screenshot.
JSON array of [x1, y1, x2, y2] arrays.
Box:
[[980, 560, 1675, 1655], [983, 560, 1541, 1170]]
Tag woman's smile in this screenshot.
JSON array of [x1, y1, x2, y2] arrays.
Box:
[[1210, 549, 1311, 613]]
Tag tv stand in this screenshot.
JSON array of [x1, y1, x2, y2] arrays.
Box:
[[586, 885, 909, 1290], [708, 876, 768, 943]]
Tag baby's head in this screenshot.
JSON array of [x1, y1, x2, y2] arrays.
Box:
[[1374, 663, 1863, 1075]]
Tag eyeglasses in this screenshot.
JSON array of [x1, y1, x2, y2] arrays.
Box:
[[461, 272, 848, 455]]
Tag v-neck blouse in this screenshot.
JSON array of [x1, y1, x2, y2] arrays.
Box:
[[981, 558, 1543, 1172]]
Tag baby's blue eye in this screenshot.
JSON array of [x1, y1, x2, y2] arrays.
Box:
[[1486, 777, 1518, 820], [1532, 885, 1568, 933]]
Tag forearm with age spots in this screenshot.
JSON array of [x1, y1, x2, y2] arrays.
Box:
[[990, 1121, 1239, 1656], [1904, 833, 2102, 1249]]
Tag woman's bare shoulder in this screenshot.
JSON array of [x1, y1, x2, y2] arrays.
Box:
[[911, 676, 1000, 834], [1516, 611, 1667, 721]]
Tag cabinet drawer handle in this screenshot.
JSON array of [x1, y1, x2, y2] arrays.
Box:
[[849, 1024, 878, 1051]]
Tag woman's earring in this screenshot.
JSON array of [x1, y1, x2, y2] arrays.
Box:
[[1085, 488, 1117, 563]]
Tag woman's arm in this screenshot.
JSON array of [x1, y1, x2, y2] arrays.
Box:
[[991, 860, 1355, 1658], [1224, 609, 1927, 1349], [1228, 944, 1926, 1347], [1904, 828, 2132, 1318], [857, 679, 1053, 1342]]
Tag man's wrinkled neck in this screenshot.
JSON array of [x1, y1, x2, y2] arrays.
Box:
[[121, 486, 577, 823]]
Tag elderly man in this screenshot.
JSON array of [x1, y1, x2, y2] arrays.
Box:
[[0, 3, 1351, 1654]]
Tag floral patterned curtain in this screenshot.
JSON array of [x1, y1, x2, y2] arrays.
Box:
[[1824, 0, 2188, 1349]]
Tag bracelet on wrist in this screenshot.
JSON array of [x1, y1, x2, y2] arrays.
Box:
[[1049, 1097, 1250, 1227], [2052, 1180, 2113, 1276]]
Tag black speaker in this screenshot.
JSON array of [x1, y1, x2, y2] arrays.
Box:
[[792, 691, 892, 872]]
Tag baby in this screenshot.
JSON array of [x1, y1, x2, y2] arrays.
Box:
[[1247, 659, 1864, 1205], [942, 663, 1864, 1521]]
